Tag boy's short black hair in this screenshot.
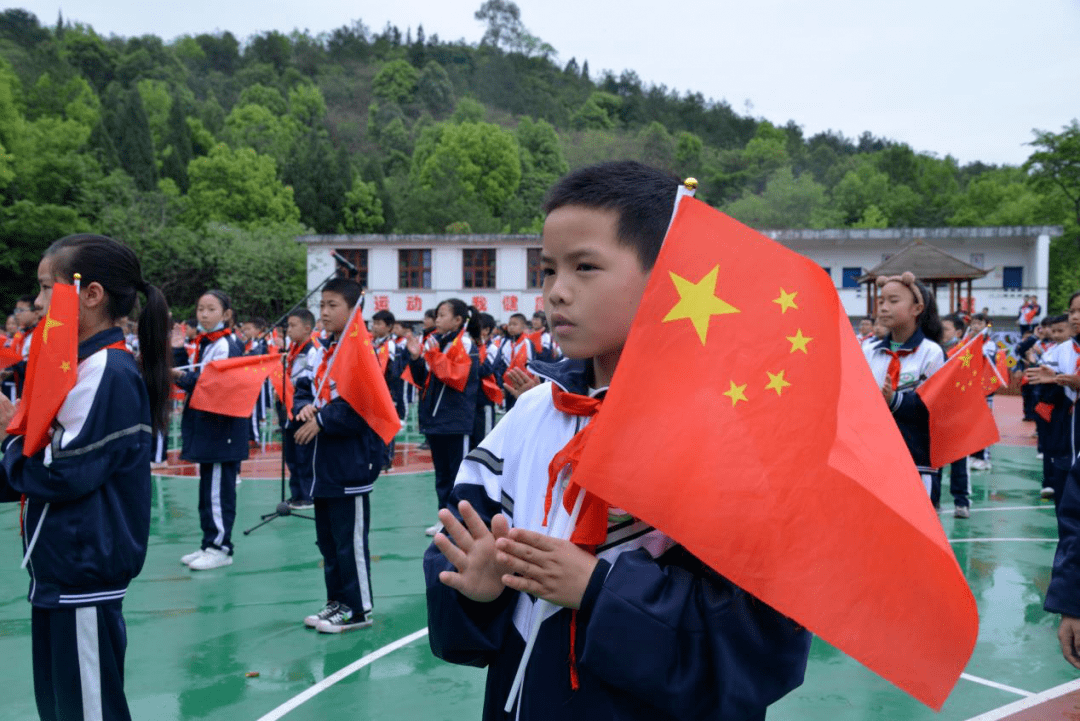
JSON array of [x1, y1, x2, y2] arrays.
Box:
[[479, 312, 496, 331], [1049, 314, 1070, 325], [971, 312, 989, 323], [185, 317, 198, 328], [323, 278, 362, 308], [509, 313, 527, 324], [542, 160, 681, 271], [373, 309, 395, 325], [288, 308, 315, 328], [424, 308, 437, 320], [16, 295, 35, 307], [942, 313, 966, 333]]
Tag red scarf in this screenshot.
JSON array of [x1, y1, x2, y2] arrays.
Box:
[[884, 347, 916, 390], [193, 328, 231, 364], [1073, 339, 1080, 375], [314, 340, 337, 403]]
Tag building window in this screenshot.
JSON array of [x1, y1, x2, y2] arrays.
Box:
[[820, 266, 832, 281], [463, 249, 496, 289], [334, 248, 368, 288], [399, 249, 432, 289], [842, 267, 862, 289], [1003, 266, 1023, 290], [527, 248, 544, 289]]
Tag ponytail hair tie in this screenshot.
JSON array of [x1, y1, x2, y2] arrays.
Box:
[[137, 279, 149, 293], [875, 271, 923, 306]]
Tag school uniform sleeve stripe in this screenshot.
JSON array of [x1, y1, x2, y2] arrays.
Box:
[[464, 447, 503, 475], [76, 606, 104, 721], [353, 495, 373, 614], [51, 424, 152, 461], [210, 464, 226, 547]]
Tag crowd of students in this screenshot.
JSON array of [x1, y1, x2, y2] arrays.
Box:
[[2, 159, 1079, 720]]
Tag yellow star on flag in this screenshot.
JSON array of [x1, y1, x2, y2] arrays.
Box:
[[786, 329, 813, 354], [959, 351, 973, 368], [723, 381, 748, 407], [773, 288, 799, 314], [765, 370, 791, 396], [60, 360, 71, 372], [662, 265, 740, 345], [42, 314, 63, 343]]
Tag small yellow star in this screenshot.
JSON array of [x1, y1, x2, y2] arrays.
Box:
[[786, 329, 813, 354], [773, 288, 799, 314], [42, 314, 63, 343], [59, 360, 71, 372], [662, 266, 740, 345], [723, 381, 748, 407], [765, 370, 791, 396], [959, 351, 974, 368]]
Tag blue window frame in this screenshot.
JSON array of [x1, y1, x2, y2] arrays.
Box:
[[842, 267, 862, 289], [1003, 266, 1023, 290]]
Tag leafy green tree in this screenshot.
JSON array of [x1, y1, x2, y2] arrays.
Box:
[[282, 130, 350, 233], [212, 221, 308, 318], [186, 144, 301, 227], [223, 102, 300, 167], [571, 96, 614, 130], [724, 168, 836, 229], [288, 83, 327, 128], [340, 176, 385, 232], [417, 61, 455, 117], [237, 83, 287, 115], [372, 60, 419, 105], [102, 83, 157, 191], [474, 0, 554, 58], [451, 97, 485, 123], [1025, 120, 1080, 224]]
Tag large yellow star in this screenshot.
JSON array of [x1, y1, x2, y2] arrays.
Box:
[[959, 350, 974, 368], [723, 381, 748, 407], [662, 266, 740, 345], [765, 370, 791, 396], [786, 329, 813, 354], [42, 314, 63, 343], [59, 360, 71, 372], [773, 288, 799, 314]]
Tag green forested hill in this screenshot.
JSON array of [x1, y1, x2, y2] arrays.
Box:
[[0, 4, 1076, 317]]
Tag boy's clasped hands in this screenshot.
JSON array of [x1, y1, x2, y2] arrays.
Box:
[[434, 500, 599, 609]]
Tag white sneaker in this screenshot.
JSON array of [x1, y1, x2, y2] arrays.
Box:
[[425, 522, 444, 537], [971, 459, 987, 471], [1036, 452, 1044, 460], [188, 548, 233, 570], [315, 605, 373, 633], [181, 550, 205, 566], [1042, 486, 1056, 500], [304, 601, 341, 628]]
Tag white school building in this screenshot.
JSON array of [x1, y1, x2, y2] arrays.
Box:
[[297, 225, 1063, 325]]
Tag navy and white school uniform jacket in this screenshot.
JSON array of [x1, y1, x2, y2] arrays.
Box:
[[293, 336, 383, 498], [1040, 338, 1080, 457], [175, 331, 249, 463], [1044, 339, 1080, 618], [424, 358, 812, 721], [0, 327, 152, 609], [408, 329, 479, 436], [863, 330, 946, 473]]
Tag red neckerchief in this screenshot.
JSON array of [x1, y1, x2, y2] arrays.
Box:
[[193, 328, 231, 364], [884, 344, 916, 390], [1073, 339, 1080, 375], [314, 339, 337, 403]]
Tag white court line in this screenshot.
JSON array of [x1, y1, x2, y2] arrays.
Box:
[[964, 676, 1080, 720], [938, 505, 1054, 515], [948, 538, 1057, 544], [254, 627, 429, 721], [959, 672, 1034, 698]]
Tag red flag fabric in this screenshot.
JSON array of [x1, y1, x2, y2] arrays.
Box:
[[401, 364, 420, 390], [569, 197, 977, 710], [1034, 401, 1054, 423], [479, 345, 504, 405], [189, 354, 281, 418], [0, 342, 21, 371], [6, 283, 79, 456], [917, 333, 1002, 467], [424, 334, 471, 393], [328, 309, 402, 444]]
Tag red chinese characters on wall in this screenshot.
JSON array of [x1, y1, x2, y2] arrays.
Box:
[[502, 295, 518, 312], [534, 296, 544, 312], [406, 295, 423, 312], [472, 296, 488, 312], [372, 295, 389, 312]]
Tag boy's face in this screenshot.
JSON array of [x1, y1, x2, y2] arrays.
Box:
[[184, 324, 198, 340], [541, 205, 650, 362], [507, 317, 525, 336], [320, 291, 352, 335], [423, 316, 435, 330], [14, 302, 33, 329], [1050, 321, 1071, 343], [531, 317, 543, 331], [969, 318, 987, 334], [287, 316, 312, 344], [371, 319, 389, 337], [941, 320, 958, 343], [392, 322, 405, 337], [5, 315, 16, 335], [873, 317, 889, 339], [858, 319, 873, 336], [240, 322, 256, 341]]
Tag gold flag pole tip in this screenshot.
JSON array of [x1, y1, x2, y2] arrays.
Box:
[[683, 177, 699, 190]]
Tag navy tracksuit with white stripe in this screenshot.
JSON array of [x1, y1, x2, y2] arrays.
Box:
[[0, 327, 153, 721], [175, 332, 249, 554], [295, 337, 385, 616]]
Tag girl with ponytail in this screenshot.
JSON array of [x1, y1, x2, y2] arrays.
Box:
[[406, 298, 480, 535], [0, 234, 166, 721]]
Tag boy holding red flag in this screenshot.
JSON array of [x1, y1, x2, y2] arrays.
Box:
[[424, 162, 812, 720], [293, 279, 386, 633], [281, 308, 318, 509]]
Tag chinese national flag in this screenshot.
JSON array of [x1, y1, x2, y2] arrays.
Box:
[[329, 310, 402, 444], [401, 364, 420, 390], [6, 283, 79, 456], [268, 358, 293, 420], [189, 354, 281, 418], [0, 343, 21, 371], [570, 197, 977, 710], [425, 336, 471, 393], [917, 333, 1002, 467], [479, 345, 504, 405]]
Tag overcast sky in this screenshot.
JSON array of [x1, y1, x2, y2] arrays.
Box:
[[13, 0, 1079, 166]]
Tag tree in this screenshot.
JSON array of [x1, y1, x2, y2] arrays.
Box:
[[474, 0, 555, 58], [372, 60, 419, 106], [1025, 120, 1080, 225], [223, 102, 300, 168], [723, 168, 836, 230], [340, 177, 385, 232], [185, 144, 301, 227], [102, 83, 157, 191], [417, 61, 455, 118]]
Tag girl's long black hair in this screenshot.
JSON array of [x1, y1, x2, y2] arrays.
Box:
[[46, 235, 171, 435]]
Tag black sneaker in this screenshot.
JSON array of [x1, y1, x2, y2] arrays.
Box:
[[288, 498, 314, 510], [304, 601, 340, 628], [315, 604, 373, 633]]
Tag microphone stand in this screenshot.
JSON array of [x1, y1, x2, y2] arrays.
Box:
[[243, 254, 361, 535]]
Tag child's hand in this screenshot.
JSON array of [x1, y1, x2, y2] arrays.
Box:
[[434, 501, 511, 603], [171, 367, 185, 380], [0, 395, 15, 435], [504, 369, 539, 398], [495, 529, 599, 610], [170, 323, 186, 349], [296, 404, 316, 423], [881, 381, 895, 405], [1055, 374, 1080, 391], [1026, 366, 1057, 384], [405, 334, 422, 359], [293, 416, 320, 444]]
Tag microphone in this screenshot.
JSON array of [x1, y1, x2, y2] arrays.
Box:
[[332, 251, 358, 276]]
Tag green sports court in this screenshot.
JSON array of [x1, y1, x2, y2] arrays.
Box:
[[0, 394, 1077, 721]]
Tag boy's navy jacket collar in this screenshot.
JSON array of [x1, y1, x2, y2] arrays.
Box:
[[874, 328, 926, 352], [528, 357, 607, 397], [79, 327, 125, 360]]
